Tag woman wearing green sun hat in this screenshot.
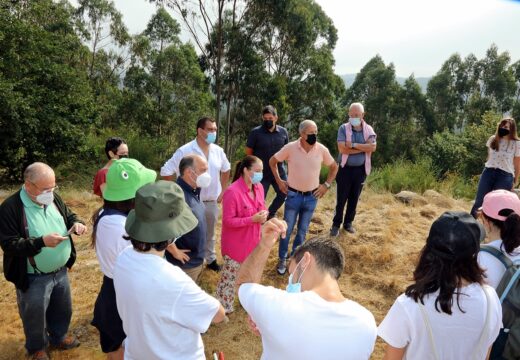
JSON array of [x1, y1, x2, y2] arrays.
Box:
[[91, 158, 156, 360]]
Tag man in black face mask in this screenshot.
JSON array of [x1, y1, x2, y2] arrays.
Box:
[[246, 105, 289, 219], [269, 120, 338, 275]]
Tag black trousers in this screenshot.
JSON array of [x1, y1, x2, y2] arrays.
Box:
[[333, 164, 366, 227]]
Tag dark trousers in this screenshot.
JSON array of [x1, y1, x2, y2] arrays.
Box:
[[261, 174, 287, 218], [16, 267, 72, 353], [471, 167, 514, 218], [333, 165, 367, 228]]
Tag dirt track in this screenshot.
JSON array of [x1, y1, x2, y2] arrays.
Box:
[[0, 187, 471, 359]]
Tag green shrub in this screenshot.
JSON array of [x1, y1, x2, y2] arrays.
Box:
[[367, 157, 438, 194], [366, 157, 476, 199]]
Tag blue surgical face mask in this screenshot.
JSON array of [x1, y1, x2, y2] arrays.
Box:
[[251, 171, 263, 184], [349, 117, 361, 127], [205, 132, 217, 144], [286, 257, 308, 293]]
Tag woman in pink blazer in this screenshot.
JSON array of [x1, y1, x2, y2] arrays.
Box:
[[216, 155, 267, 313]]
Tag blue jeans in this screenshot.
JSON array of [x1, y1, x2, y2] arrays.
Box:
[[261, 173, 287, 218], [278, 190, 318, 260], [471, 167, 514, 217], [16, 267, 72, 353]]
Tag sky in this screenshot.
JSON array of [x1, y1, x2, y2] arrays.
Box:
[[109, 0, 520, 77]]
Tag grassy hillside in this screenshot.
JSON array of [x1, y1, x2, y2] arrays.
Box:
[[0, 186, 471, 359]]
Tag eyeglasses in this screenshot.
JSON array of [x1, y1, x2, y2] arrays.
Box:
[[30, 181, 58, 193]]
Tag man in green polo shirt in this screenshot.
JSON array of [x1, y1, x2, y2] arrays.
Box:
[[0, 162, 87, 360]]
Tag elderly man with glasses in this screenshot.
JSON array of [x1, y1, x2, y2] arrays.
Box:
[[0, 162, 87, 360]]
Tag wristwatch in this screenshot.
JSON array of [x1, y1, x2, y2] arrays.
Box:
[[351, 143, 356, 149], [323, 181, 331, 189]]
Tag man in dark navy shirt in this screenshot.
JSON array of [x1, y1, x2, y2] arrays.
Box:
[[165, 154, 208, 282], [246, 105, 289, 219]]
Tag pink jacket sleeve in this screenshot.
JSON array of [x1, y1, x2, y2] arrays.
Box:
[[222, 188, 253, 228]]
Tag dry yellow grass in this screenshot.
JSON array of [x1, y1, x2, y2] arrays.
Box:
[[0, 186, 472, 359]]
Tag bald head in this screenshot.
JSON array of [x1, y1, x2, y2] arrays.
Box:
[[179, 154, 209, 188], [24, 162, 54, 183]]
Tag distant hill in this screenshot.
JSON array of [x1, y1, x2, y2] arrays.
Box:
[[341, 74, 431, 93]]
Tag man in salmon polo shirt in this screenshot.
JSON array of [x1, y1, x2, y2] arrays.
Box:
[[269, 119, 338, 275]]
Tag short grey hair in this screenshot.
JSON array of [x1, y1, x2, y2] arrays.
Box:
[[23, 162, 54, 183], [349, 102, 365, 113], [298, 119, 317, 134]]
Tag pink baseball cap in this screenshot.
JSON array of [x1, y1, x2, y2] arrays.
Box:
[[480, 190, 520, 221]]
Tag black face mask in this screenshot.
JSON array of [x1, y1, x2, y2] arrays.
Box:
[[306, 134, 317, 145], [263, 120, 274, 130], [498, 128, 510, 137], [117, 154, 129, 159]]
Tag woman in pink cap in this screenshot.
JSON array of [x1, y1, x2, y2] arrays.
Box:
[[477, 190, 520, 359], [477, 189, 520, 288]]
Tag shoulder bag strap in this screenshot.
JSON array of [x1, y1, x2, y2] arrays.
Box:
[[480, 245, 513, 269], [471, 286, 492, 359], [419, 302, 440, 360]]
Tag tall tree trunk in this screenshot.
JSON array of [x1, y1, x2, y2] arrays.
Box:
[[215, 0, 224, 140]]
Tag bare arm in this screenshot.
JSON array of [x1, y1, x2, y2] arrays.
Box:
[[313, 161, 339, 198], [269, 155, 288, 194], [236, 219, 287, 287], [382, 344, 406, 360], [217, 170, 231, 203], [162, 175, 174, 181], [211, 304, 227, 324], [338, 141, 364, 155], [326, 161, 338, 184], [354, 142, 377, 153], [245, 147, 253, 156], [514, 156, 520, 187]]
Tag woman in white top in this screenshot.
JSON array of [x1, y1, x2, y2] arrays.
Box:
[[471, 118, 520, 218], [477, 189, 520, 359], [378, 211, 502, 360], [91, 159, 156, 360]]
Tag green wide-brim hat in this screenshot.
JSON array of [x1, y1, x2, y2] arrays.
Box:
[[125, 180, 198, 243], [103, 158, 157, 201]]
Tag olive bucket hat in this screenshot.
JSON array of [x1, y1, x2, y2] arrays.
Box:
[[125, 180, 198, 243], [103, 158, 157, 201]]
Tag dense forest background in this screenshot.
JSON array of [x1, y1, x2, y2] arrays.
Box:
[[1, 0, 520, 194]]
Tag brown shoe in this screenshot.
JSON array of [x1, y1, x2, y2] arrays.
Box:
[[52, 336, 80, 350], [28, 350, 49, 360]]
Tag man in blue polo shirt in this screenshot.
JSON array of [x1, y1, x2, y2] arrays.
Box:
[[0, 162, 87, 360], [166, 154, 209, 282], [246, 105, 289, 219]]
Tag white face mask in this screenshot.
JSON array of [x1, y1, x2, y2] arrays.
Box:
[[196, 172, 212, 188], [36, 191, 54, 206]]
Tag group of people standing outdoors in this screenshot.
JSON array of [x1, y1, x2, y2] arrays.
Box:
[[1, 102, 519, 360]]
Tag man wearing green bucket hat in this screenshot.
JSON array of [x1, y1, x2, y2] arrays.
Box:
[[113, 181, 226, 359], [92, 158, 156, 360]]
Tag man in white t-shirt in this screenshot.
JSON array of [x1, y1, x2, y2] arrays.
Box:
[[161, 116, 231, 272], [237, 219, 377, 360], [113, 181, 226, 360]]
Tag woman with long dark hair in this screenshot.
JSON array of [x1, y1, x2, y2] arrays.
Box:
[[378, 211, 502, 359], [91, 159, 156, 360], [471, 118, 520, 217], [215, 155, 267, 313]]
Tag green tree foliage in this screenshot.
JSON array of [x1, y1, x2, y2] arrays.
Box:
[[75, 0, 131, 127], [0, 0, 94, 180], [343, 56, 403, 164], [424, 111, 499, 178], [119, 8, 212, 157]]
